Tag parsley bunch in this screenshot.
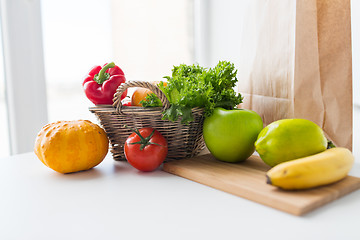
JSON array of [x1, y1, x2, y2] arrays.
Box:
[[160, 61, 243, 123]]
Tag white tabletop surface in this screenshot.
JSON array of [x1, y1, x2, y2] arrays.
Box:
[[0, 152, 360, 240]]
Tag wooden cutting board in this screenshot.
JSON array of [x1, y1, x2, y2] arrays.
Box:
[[162, 153, 360, 216]]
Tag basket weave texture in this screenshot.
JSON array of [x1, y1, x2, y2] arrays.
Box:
[[89, 81, 205, 161]]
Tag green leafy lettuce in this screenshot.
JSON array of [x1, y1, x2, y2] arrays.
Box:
[[142, 61, 243, 124]]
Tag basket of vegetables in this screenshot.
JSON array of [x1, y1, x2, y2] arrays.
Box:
[[88, 61, 243, 161]]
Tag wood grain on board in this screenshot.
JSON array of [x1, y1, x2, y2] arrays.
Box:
[[163, 154, 360, 216]]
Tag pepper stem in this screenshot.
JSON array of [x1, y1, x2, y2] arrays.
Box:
[[94, 62, 115, 84]]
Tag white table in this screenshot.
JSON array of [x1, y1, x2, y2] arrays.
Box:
[[1, 152, 360, 240]]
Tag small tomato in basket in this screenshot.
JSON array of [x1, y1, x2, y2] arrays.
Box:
[[124, 126, 168, 172], [122, 100, 132, 106], [131, 81, 167, 107], [131, 88, 153, 106]]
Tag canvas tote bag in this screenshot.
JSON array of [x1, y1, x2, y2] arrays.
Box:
[[238, 0, 353, 150]]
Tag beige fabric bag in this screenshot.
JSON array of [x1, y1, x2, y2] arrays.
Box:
[[238, 0, 352, 149]]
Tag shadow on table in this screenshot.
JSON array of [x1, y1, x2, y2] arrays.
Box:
[[111, 160, 171, 178], [51, 167, 105, 181]]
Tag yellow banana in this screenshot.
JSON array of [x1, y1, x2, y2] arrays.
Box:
[[266, 147, 354, 190]]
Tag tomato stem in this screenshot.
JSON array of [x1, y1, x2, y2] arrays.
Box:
[[124, 125, 163, 150]]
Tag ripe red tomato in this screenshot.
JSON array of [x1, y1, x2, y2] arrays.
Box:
[[124, 127, 168, 171]]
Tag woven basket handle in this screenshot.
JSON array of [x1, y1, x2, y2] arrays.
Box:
[[113, 80, 170, 114]]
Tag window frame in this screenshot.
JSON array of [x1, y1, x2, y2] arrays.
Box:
[[0, 0, 48, 155]]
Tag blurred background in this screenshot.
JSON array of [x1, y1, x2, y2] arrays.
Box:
[[0, 0, 359, 159]]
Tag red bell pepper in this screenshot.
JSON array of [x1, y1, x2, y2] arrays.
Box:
[[82, 62, 127, 105]]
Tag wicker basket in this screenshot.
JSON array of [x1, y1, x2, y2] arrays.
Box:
[[89, 80, 206, 161]]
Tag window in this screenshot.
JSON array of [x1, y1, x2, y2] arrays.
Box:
[[41, 0, 194, 123], [41, 0, 113, 124]]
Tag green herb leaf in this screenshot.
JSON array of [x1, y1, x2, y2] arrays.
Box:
[[159, 61, 243, 124], [140, 93, 162, 107]]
